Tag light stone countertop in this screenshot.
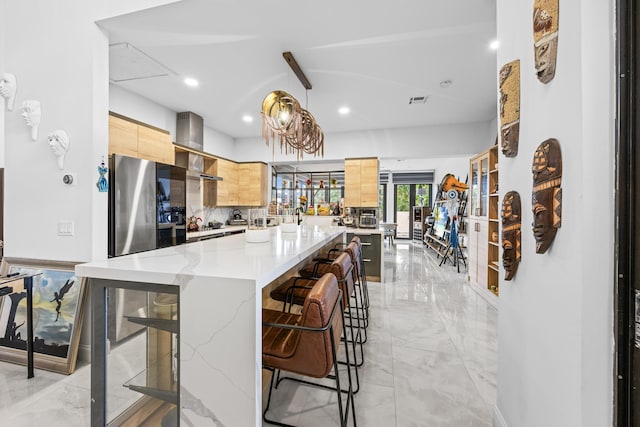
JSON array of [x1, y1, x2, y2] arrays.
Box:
[[185, 225, 247, 239], [76, 224, 346, 289], [346, 227, 384, 235]]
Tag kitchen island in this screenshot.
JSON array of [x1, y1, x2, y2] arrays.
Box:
[[76, 224, 345, 427]]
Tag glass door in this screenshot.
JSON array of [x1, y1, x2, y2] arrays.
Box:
[[471, 160, 480, 216], [470, 154, 488, 218], [394, 184, 432, 239], [481, 156, 489, 217], [394, 184, 410, 238]]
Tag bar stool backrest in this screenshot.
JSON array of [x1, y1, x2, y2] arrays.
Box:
[[295, 273, 343, 378], [329, 252, 355, 306]]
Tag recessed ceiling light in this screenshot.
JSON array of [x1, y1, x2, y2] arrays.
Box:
[[490, 40, 500, 50], [184, 77, 199, 87], [439, 80, 452, 89], [242, 115, 253, 123], [338, 106, 350, 115]]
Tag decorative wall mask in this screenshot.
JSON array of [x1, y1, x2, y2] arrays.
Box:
[[499, 60, 520, 157], [532, 138, 562, 254], [21, 100, 41, 141], [533, 0, 559, 84], [0, 73, 17, 111], [47, 130, 70, 170], [501, 191, 521, 280]]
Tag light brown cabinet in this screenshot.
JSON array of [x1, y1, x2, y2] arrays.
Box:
[[211, 160, 267, 207], [468, 145, 499, 303], [214, 158, 239, 206], [238, 162, 268, 206], [344, 157, 379, 207], [137, 125, 174, 165], [108, 114, 138, 158], [108, 113, 175, 165]]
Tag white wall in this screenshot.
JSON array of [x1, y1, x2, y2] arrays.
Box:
[[109, 84, 235, 158], [2, 0, 189, 362], [0, 0, 6, 168], [3, 2, 111, 262], [234, 121, 493, 163], [495, 1, 614, 426]]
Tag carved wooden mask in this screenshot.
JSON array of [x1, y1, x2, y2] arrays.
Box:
[[533, 0, 559, 84], [532, 138, 562, 254], [502, 191, 521, 280], [499, 60, 520, 157]]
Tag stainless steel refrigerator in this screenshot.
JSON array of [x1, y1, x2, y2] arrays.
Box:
[[108, 154, 187, 257], [109, 154, 157, 257]]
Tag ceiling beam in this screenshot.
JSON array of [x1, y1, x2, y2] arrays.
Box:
[[283, 51, 312, 90]]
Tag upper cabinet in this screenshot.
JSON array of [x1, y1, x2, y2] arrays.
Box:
[[238, 162, 268, 207], [344, 157, 379, 207], [214, 158, 239, 206], [205, 160, 267, 207], [108, 113, 175, 165], [137, 125, 174, 165]]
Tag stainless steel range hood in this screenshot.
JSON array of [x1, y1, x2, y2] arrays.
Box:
[[175, 111, 223, 181], [186, 169, 223, 181]]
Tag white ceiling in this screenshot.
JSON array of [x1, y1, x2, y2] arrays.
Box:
[[100, 0, 498, 140]]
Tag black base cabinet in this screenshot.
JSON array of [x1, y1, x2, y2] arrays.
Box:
[[347, 232, 382, 282]]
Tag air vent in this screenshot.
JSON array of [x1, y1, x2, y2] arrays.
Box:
[[409, 96, 429, 104], [109, 42, 177, 83]]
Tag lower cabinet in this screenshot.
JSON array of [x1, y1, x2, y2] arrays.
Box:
[[468, 217, 494, 304], [347, 231, 382, 282], [91, 280, 179, 426]]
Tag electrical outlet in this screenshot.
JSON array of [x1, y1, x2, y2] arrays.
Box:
[[57, 221, 74, 236]]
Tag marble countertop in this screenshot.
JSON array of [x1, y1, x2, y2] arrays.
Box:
[[76, 224, 345, 288], [346, 227, 384, 235], [186, 225, 246, 239]]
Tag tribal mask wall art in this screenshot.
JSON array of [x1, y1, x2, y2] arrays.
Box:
[[532, 138, 562, 254], [533, 0, 560, 83], [499, 60, 520, 157], [502, 191, 521, 280], [533, 0, 559, 84]]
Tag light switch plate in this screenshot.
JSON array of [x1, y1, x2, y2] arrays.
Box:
[[57, 221, 74, 236]]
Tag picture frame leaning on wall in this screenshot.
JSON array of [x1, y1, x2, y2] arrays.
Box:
[[0, 258, 87, 375]]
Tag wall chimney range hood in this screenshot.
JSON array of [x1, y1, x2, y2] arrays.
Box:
[[175, 111, 223, 181]]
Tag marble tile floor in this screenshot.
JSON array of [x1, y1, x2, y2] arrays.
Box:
[[0, 240, 497, 426]]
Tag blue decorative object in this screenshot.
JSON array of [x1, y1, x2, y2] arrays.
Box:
[[97, 158, 108, 192]]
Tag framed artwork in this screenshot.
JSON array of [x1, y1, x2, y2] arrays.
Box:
[[0, 258, 87, 374]]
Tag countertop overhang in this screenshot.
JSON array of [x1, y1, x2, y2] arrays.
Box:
[[76, 224, 346, 288]]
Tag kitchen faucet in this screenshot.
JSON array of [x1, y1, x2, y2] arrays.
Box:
[[295, 208, 303, 225]]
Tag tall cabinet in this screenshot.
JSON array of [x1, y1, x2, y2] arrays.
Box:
[[468, 145, 499, 306]]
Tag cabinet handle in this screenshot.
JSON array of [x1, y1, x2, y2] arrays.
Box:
[[361, 242, 372, 246], [363, 258, 372, 262]]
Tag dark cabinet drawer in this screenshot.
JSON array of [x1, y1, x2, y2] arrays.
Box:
[[347, 232, 381, 280]]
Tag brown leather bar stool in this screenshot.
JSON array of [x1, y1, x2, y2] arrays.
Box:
[[347, 236, 370, 319], [301, 240, 370, 335], [302, 240, 368, 312], [271, 252, 366, 373], [262, 273, 356, 427]]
